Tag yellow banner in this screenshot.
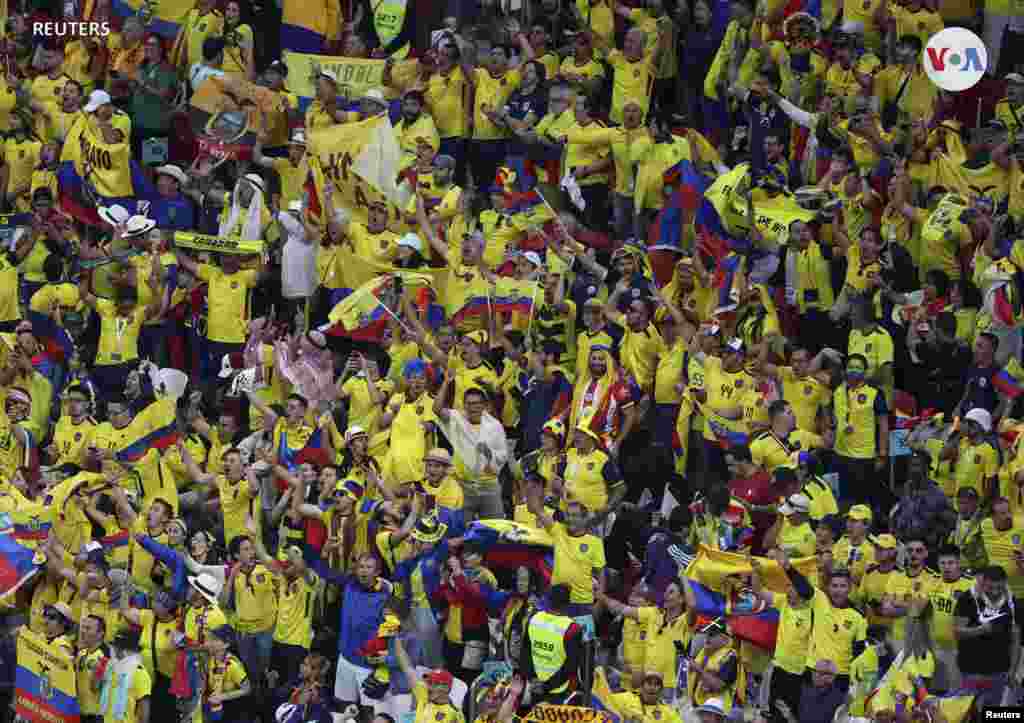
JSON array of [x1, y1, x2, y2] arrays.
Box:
[[15, 627, 78, 723], [524, 704, 614, 723], [174, 232, 264, 255], [283, 53, 393, 101]]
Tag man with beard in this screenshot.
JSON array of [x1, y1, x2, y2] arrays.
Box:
[[394, 90, 439, 171], [881, 538, 934, 652]]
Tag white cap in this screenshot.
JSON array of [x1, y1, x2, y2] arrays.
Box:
[[155, 164, 187, 185], [289, 129, 307, 146], [362, 88, 388, 105], [287, 200, 303, 213], [778, 493, 811, 516], [123, 215, 156, 238], [964, 407, 992, 433], [83, 89, 112, 113], [522, 251, 543, 267], [345, 425, 368, 444], [319, 69, 339, 84], [1007, 73, 1024, 83], [398, 233, 423, 253]]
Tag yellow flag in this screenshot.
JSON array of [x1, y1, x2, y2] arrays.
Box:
[[685, 544, 818, 595], [60, 115, 134, 198], [308, 116, 412, 228]]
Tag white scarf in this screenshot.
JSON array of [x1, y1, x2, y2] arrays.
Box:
[[439, 408, 508, 479], [220, 177, 265, 241], [100, 653, 142, 720]]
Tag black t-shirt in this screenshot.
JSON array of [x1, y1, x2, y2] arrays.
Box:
[[954, 591, 1016, 675], [959, 364, 1000, 415]]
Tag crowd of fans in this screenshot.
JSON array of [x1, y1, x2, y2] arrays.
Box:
[[0, 0, 1022, 723]]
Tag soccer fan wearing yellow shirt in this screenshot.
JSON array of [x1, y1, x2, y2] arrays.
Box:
[[881, 538, 934, 647], [981, 497, 1024, 599], [528, 493, 605, 637], [252, 130, 307, 208], [395, 639, 466, 723], [833, 353, 889, 507], [120, 589, 181, 711], [102, 628, 153, 723], [76, 614, 110, 720], [470, 41, 530, 193], [605, 278, 665, 399], [765, 493, 817, 558], [78, 261, 162, 399], [929, 544, 973, 691], [693, 337, 754, 484], [856, 534, 900, 634], [45, 384, 96, 467], [172, 0, 224, 71], [847, 298, 895, 402], [394, 90, 440, 171], [781, 553, 868, 682], [225, 535, 278, 694], [749, 554, 811, 717], [942, 407, 999, 499], [600, 27, 656, 125], [175, 251, 262, 376], [200, 625, 250, 723], [871, 35, 939, 124], [560, 92, 612, 227]]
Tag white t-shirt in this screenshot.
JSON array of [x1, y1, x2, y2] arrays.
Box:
[[277, 210, 317, 299]]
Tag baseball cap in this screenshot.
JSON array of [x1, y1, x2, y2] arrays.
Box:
[[1007, 73, 1024, 84], [83, 89, 112, 113], [778, 493, 810, 515], [964, 407, 992, 433], [397, 233, 424, 253], [847, 504, 873, 521]]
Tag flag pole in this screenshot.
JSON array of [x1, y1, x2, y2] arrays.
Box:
[[524, 278, 540, 342]]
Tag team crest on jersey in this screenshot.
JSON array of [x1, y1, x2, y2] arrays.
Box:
[[580, 543, 588, 552], [256, 574, 265, 583], [639, 631, 646, 640], [634, 69, 640, 77], [231, 281, 239, 289], [804, 386, 813, 396], [380, 238, 389, 249], [979, 378, 987, 388], [75, 432, 82, 441], [415, 406, 424, 415], [199, 22, 207, 31], [587, 463, 595, 470], [975, 455, 982, 464], [844, 619, 852, 629], [858, 394, 867, 403], [1014, 535, 1021, 546], [735, 379, 744, 388], [436, 714, 445, 721], [653, 711, 661, 719], [865, 344, 872, 352]]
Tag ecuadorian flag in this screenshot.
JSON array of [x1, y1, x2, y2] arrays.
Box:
[[463, 519, 555, 582], [15, 627, 80, 723], [0, 532, 39, 593], [995, 357, 1024, 400], [684, 545, 818, 650]]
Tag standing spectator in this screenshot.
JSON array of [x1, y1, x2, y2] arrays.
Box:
[[953, 565, 1020, 709]]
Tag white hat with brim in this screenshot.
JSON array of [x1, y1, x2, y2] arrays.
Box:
[[156, 164, 188, 185], [694, 699, 727, 718], [319, 69, 339, 84], [83, 89, 112, 113], [289, 129, 307, 146], [778, 493, 811, 515], [1007, 73, 1024, 83], [98, 204, 132, 228], [287, 200, 303, 213], [123, 215, 157, 238], [522, 251, 543, 267], [188, 572, 223, 605]]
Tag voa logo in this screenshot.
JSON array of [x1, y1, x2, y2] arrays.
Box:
[[924, 27, 987, 92]]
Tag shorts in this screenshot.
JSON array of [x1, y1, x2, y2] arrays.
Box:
[[333, 655, 373, 705]]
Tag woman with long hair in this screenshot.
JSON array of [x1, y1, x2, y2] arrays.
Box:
[[222, 0, 255, 79]]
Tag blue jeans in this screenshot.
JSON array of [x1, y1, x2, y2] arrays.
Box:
[[237, 629, 274, 688]]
